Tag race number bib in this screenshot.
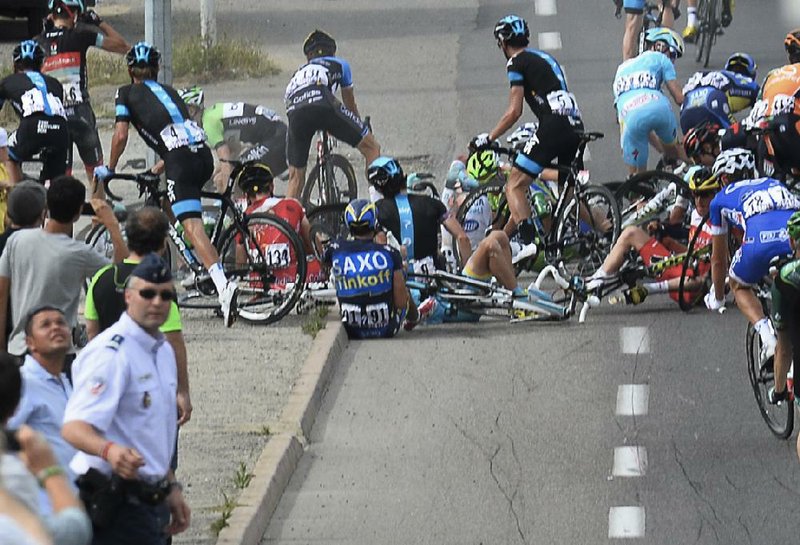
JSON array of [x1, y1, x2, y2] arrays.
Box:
[[263, 242, 291, 268], [62, 80, 83, 107], [20, 88, 65, 118], [285, 64, 330, 100], [411, 256, 435, 275], [340, 302, 391, 329], [222, 102, 245, 118], [546, 90, 581, 118], [613, 71, 658, 96], [159, 120, 205, 151]]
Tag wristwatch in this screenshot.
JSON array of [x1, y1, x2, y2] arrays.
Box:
[[168, 480, 184, 493]]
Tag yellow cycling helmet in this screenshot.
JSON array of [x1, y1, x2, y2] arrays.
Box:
[[686, 166, 720, 193], [467, 150, 499, 184]]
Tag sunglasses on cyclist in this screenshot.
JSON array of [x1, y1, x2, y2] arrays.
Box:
[[135, 288, 177, 302], [692, 190, 716, 199]]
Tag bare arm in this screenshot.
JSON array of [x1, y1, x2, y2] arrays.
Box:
[[98, 22, 130, 54], [392, 270, 409, 311], [17, 426, 83, 513], [62, 421, 144, 480], [91, 199, 128, 262], [488, 86, 524, 141], [85, 319, 100, 341], [665, 79, 684, 105], [710, 233, 728, 301], [107, 121, 129, 171], [165, 330, 192, 426], [212, 143, 234, 192], [442, 216, 472, 264], [341, 87, 360, 119]]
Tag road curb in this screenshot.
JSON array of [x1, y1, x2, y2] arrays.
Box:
[[215, 316, 347, 545]]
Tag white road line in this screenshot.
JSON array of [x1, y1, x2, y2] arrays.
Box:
[[616, 384, 649, 416], [537, 32, 562, 51], [621, 326, 650, 354], [613, 446, 648, 477], [608, 506, 646, 538], [535, 0, 557, 16]]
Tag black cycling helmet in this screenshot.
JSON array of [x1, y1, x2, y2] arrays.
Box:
[[494, 15, 530, 44], [48, 0, 84, 17], [367, 156, 405, 197], [303, 30, 336, 57], [235, 161, 274, 194], [786, 29, 800, 61], [683, 121, 721, 160], [126, 41, 161, 68], [13, 40, 45, 71]]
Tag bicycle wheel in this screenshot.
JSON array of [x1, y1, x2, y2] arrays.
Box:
[[677, 216, 712, 311], [306, 202, 349, 260], [554, 184, 621, 276], [215, 213, 307, 325], [747, 322, 794, 438], [697, 0, 718, 67], [303, 154, 358, 208], [615, 170, 688, 227]]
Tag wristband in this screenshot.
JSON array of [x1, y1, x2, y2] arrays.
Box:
[[100, 441, 114, 461], [168, 480, 184, 493], [37, 465, 65, 487]]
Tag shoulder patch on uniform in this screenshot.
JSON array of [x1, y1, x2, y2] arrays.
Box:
[[106, 334, 125, 351]]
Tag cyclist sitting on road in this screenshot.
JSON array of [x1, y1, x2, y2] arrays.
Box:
[[37, 0, 129, 190], [618, 0, 678, 61], [586, 165, 716, 304], [683, 121, 722, 167], [234, 161, 326, 285], [613, 27, 687, 177], [0, 41, 69, 185], [769, 211, 800, 405], [322, 199, 420, 339], [284, 29, 380, 199], [471, 15, 584, 263], [93, 42, 240, 326], [679, 52, 759, 134], [705, 148, 800, 364], [177, 86, 288, 193], [681, 0, 733, 43], [369, 156, 472, 272]]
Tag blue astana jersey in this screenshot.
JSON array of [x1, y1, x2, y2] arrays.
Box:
[[613, 51, 676, 108]]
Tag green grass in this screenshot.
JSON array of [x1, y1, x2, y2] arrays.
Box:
[[209, 492, 236, 536], [173, 37, 280, 83], [232, 461, 255, 490], [302, 306, 329, 338]]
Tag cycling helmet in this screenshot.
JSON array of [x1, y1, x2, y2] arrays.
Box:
[[507, 121, 539, 150], [493, 15, 530, 44], [711, 147, 756, 182], [13, 40, 45, 70], [724, 52, 757, 79], [367, 156, 405, 196], [787, 210, 800, 242], [645, 27, 684, 58], [177, 86, 204, 107], [48, 0, 84, 16], [235, 161, 274, 194], [303, 29, 336, 57], [344, 199, 378, 234], [683, 121, 721, 159], [785, 29, 800, 59], [126, 42, 161, 68], [686, 166, 720, 193], [467, 150, 499, 184]]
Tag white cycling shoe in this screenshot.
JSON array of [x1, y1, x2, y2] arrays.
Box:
[[218, 281, 239, 327], [511, 242, 538, 265]]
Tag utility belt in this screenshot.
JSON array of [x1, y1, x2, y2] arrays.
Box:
[[76, 468, 172, 527]]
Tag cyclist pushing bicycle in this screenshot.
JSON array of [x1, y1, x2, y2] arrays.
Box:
[[93, 42, 239, 326]]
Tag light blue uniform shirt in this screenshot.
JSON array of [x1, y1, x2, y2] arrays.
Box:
[[613, 50, 676, 111]]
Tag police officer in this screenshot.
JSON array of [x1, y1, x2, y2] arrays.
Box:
[[62, 253, 189, 545]]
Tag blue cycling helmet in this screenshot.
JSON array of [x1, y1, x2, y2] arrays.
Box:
[[645, 27, 684, 58], [344, 199, 378, 234], [48, 0, 84, 15], [13, 40, 45, 70], [126, 42, 161, 68], [725, 52, 757, 79], [494, 15, 530, 43], [367, 156, 405, 197]]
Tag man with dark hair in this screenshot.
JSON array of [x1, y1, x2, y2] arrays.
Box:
[[85, 206, 192, 425], [0, 180, 47, 255], [0, 175, 127, 358], [7, 306, 77, 486]]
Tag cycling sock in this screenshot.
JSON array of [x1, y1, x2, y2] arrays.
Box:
[[643, 280, 668, 294], [755, 318, 776, 345], [208, 262, 228, 294], [517, 220, 537, 245], [687, 7, 696, 26]]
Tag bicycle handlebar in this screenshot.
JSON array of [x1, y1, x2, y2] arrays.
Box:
[[101, 172, 160, 202]]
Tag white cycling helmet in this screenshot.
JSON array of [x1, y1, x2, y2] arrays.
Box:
[[711, 147, 756, 182], [507, 121, 539, 150]]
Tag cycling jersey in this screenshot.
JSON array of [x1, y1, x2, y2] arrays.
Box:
[[709, 177, 800, 284], [756, 63, 800, 172], [322, 238, 405, 339], [771, 258, 800, 398], [0, 72, 66, 120], [680, 70, 759, 132], [614, 51, 679, 168], [37, 24, 103, 107], [243, 196, 325, 284], [376, 193, 447, 265]]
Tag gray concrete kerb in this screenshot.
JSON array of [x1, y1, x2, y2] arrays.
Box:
[[215, 315, 348, 545]]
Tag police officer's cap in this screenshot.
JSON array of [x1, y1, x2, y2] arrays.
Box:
[[131, 253, 172, 284]]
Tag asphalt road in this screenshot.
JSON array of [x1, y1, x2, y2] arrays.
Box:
[[259, 0, 800, 544]]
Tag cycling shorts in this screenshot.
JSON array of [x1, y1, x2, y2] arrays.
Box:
[[462, 264, 492, 282], [286, 90, 369, 168], [729, 213, 794, 286], [680, 89, 733, 133], [618, 92, 678, 169], [344, 306, 405, 340], [765, 113, 800, 173], [64, 102, 103, 168], [7, 115, 69, 182], [623, 0, 646, 13], [513, 115, 583, 180], [237, 123, 288, 177], [164, 145, 214, 222]]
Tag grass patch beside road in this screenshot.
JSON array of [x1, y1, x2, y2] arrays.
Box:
[[173, 37, 280, 82]]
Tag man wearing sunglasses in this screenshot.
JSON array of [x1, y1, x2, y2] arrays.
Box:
[[63, 253, 190, 545]]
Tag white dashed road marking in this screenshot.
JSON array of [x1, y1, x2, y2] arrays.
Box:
[[535, 0, 558, 16], [608, 506, 646, 538], [616, 384, 649, 416], [613, 446, 648, 477], [621, 326, 650, 354], [537, 32, 562, 51]]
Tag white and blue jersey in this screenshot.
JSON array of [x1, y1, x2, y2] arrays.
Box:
[[709, 177, 800, 284], [680, 70, 759, 132], [613, 51, 679, 168]]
